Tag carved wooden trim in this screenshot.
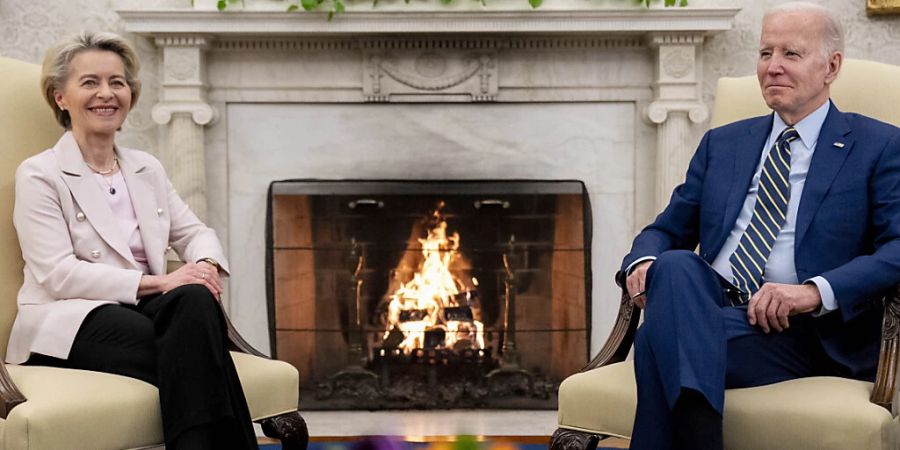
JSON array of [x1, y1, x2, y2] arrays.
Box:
[[260, 411, 310, 450], [582, 288, 641, 372], [0, 359, 26, 419], [549, 428, 602, 450], [872, 286, 900, 414]]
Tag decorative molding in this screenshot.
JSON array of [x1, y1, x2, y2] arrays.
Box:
[[508, 36, 643, 50], [118, 8, 740, 36], [151, 101, 217, 126], [646, 32, 706, 47], [215, 38, 356, 51], [645, 100, 709, 125], [154, 35, 212, 48], [166, 48, 200, 81], [364, 49, 497, 102], [210, 36, 646, 53], [662, 47, 693, 79]]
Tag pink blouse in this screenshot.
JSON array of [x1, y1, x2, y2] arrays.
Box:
[[93, 172, 150, 273]]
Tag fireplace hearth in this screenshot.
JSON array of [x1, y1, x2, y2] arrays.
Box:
[[267, 180, 591, 409]]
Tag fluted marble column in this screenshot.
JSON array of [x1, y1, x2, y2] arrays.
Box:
[[151, 35, 216, 221], [645, 33, 710, 211]]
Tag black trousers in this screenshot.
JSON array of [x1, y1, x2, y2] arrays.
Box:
[[26, 284, 258, 450]]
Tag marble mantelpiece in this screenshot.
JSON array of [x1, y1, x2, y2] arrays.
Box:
[[118, 6, 739, 355]]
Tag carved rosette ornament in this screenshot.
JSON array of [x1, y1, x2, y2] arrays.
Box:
[[662, 47, 693, 79]]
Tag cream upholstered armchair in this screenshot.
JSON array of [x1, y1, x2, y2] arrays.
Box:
[[550, 59, 900, 450], [0, 56, 308, 450]]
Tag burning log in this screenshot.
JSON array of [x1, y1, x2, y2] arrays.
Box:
[[379, 205, 486, 355]]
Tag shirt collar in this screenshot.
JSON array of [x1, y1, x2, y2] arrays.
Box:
[[770, 99, 831, 150]]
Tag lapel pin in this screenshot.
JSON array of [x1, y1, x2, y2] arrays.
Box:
[[833, 142, 845, 148]]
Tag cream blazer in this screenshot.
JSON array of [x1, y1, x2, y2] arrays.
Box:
[[6, 132, 229, 364]]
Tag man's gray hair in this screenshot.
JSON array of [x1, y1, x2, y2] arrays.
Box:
[[764, 2, 844, 59]]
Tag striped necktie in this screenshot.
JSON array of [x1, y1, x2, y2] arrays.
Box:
[[729, 127, 800, 303]]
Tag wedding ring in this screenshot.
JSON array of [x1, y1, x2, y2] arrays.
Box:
[[631, 291, 646, 300]]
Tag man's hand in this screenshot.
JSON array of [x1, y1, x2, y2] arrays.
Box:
[[626, 260, 653, 309], [747, 283, 821, 333]]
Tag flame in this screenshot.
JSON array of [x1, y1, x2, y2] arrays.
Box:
[[384, 208, 484, 353]]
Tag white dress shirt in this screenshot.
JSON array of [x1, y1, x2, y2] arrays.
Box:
[[710, 99, 836, 311]]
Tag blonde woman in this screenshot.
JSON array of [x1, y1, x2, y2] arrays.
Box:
[[7, 31, 257, 450]]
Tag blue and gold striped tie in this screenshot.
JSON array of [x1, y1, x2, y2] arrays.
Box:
[[729, 127, 799, 302]]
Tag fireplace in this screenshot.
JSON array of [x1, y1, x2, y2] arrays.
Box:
[[117, 7, 739, 410], [267, 180, 590, 408]]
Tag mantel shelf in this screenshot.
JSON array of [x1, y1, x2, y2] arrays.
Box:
[[117, 8, 739, 36]]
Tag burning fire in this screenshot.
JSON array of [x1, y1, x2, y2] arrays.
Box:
[[383, 206, 485, 353]]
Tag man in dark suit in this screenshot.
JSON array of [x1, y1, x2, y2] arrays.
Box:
[[620, 3, 900, 449]]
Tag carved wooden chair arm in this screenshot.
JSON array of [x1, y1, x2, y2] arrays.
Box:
[[582, 288, 642, 372], [580, 283, 900, 418], [0, 359, 26, 419], [871, 285, 900, 415], [223, 305, 268, 358]]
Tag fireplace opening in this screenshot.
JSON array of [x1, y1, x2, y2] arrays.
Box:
[[267, 180, 591, 409]]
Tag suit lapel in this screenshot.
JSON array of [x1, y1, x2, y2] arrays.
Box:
[[794, 104, 853, 248], [55, 132, 137, 266], [118, 151, 166, 276], [718, 116, 773, 246]]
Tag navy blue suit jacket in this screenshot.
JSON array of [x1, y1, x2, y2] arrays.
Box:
[[620, 103, 900, 379]]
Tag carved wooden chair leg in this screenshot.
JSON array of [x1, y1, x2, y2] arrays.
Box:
[[549, 428, 601, 450], [260, 411, 309, 450]]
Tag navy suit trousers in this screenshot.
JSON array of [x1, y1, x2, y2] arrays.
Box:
[[630, 250, 838, 450]]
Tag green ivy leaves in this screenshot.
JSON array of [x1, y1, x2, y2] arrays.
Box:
[[216, 0, 245, 11]]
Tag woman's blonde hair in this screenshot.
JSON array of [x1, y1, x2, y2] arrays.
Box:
[[41, 31, 142, 129]]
